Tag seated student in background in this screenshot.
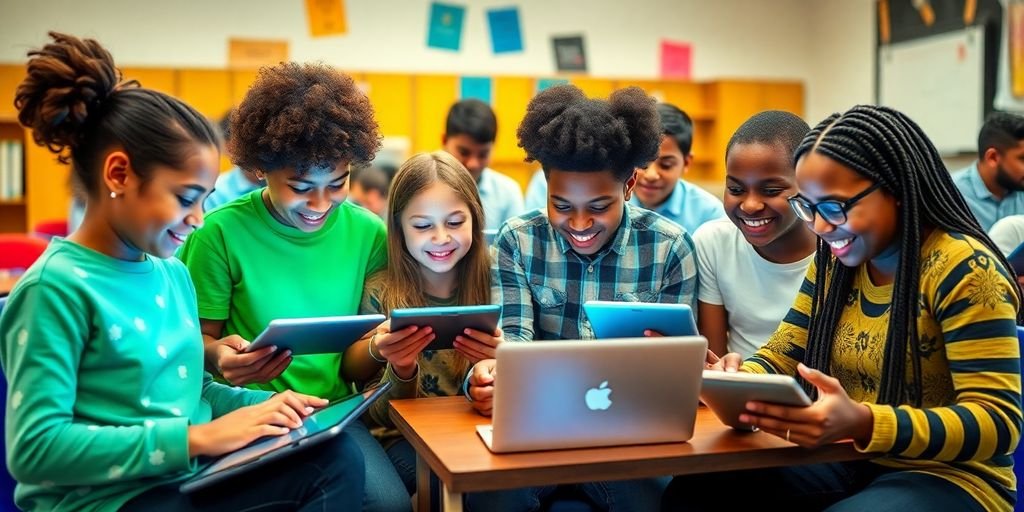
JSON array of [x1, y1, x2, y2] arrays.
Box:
[[695, 111, 814, 360], [664, 105, 1022, 512], [177, 63, 409, 512], [519, 103, 725, 235], [988, 214, 1024, 292], [989, 213, 1024, 256], [464, 85, 697, 512], [202, 109, 263, 211], [523, 167, 547, 212], [1, 32, 365, 512], [349, 162, 396, 219], [631, 103, 725, 234], [952, 112, 1024, 230], [441, 99, 524, 230], [344, 151, 503, 505]]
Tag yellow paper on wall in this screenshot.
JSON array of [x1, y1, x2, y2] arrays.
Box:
[[228, 38, 289, 69], [305, 0, 348, 37]]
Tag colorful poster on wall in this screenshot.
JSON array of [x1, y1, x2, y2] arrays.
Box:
[[536, 78, 569, 93], [552, 35, 587, 72], [460, 76, 493, 104], [487, 7, 524, 54], [305, 0, 348, 37], [1011, 2, 1024, 98], [428, 2, 466, 51], [659, 40, 692, 80]]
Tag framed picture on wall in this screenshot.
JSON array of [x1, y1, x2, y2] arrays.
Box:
[[552, 35, 587, 72]]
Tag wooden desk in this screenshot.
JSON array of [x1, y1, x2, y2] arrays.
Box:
[[390, 396, 872, 512]]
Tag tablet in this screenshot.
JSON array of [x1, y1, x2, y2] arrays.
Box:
[[180, 382, 391, 493], [1008, 242, 1024, 275], [583, 301, 698, 338], [699, 370, 812, 431], [243, 314, 386, 355], [389, 305, 501, 352]]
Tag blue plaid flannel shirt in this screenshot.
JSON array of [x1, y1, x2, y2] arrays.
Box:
[[491, 204, 697, 342]]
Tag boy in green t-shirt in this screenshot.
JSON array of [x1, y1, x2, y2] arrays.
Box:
[[177, 63, 407, 512]]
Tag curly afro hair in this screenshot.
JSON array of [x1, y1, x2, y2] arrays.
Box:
[[230, 62, 380, 174], [516, 85, 661, 182]]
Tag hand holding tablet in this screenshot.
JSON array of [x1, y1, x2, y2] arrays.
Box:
[[242, 314, 386, 355], [389, 305, 501, 352], [583, 300, 698, 338], [699, 370, 812, 431]]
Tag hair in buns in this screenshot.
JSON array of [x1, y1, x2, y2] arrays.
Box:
[[15, 31, 219, 196]]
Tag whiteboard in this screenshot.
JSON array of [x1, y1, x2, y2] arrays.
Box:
[[878, 26, 985, 155]]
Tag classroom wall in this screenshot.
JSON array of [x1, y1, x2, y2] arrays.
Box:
[[0, 0, 875, 125], [806, 0, 876, 123]]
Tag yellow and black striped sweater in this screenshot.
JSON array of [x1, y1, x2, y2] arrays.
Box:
[[744, 230, 1022, 511]]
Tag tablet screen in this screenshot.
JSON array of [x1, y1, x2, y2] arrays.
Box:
[[198, 389, 370, 475]]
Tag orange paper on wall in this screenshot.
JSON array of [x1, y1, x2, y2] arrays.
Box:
[[228, 38, 289, 69], [305, 0, 348, 37], [1011, 2, 1024, 98]]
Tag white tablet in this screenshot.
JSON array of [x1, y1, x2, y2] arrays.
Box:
[[242, 314, 386, 355], [583, 300, 698, 338], [700, 370, 812, 431], [180, 382, 391, 493]]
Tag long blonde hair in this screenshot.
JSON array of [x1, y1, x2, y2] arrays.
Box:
[[371, 151, 491, 371]]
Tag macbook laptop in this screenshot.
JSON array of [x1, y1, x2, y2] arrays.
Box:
[[477, 336, 707, 453]]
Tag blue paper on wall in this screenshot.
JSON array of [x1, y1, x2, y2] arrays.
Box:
[[428, 2, 465, 51], [460, 76, 493, 104], [537, 78, 569, 93], [487, 7, 523, 54]]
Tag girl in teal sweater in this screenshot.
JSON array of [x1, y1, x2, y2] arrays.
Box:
[[0, 32, 364, 511]]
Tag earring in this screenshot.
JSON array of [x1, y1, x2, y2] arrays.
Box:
[[109, 191, 117, 199]]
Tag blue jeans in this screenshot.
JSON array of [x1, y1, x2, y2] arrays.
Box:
[[387, 438, 441, 511], [661, 461, 987, 512], [121, 432, 365, 512], [465, 477, 670, 512], [348, 420, 413, 512]]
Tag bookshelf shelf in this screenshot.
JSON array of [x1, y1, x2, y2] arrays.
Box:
[[0, 63, 803, 232]]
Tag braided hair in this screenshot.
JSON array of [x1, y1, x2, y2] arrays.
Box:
[[794, 105, 1021, 406]]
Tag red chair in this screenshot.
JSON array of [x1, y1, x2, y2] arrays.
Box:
[[32, 219, 69, 240], [0, 234, 49, 271]]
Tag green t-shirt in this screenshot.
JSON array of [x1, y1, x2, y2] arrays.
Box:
[[179, 190, 388, 400], [0, 238, 270, 512]]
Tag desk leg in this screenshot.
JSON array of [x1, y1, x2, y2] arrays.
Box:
[[442, 484, 464, 512], [416, 454, 431, 512]]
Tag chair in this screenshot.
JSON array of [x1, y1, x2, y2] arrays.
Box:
[[31, 219, 68, 241], [1013, 326, 1024, 511], [0, 296, 15, 509], [0, 234, 48, 272]]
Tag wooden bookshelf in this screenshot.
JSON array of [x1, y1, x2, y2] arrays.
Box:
[[0, 63, 803, 231]]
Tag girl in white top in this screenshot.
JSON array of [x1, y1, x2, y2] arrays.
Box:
[[695, 111, 816, 359]]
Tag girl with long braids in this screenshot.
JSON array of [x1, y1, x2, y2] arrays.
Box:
[[664, 105, 1022, 512]]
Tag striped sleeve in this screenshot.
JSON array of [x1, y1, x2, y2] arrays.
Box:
[[860, 244, 1022, 461], [741, 261, 816, 376]]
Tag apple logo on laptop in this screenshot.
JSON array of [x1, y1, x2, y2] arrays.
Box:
[[585, 381, 612, 410]]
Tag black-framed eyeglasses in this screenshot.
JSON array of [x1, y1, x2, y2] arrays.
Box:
[[787, 182, 882, 226]]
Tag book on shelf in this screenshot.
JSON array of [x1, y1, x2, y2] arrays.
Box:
[[0, 139, 24, 200]]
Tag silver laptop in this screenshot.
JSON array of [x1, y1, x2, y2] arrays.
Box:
[[477, 336, 707, 453]]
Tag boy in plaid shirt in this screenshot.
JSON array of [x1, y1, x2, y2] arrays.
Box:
[[464, 84, 697, 512]]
